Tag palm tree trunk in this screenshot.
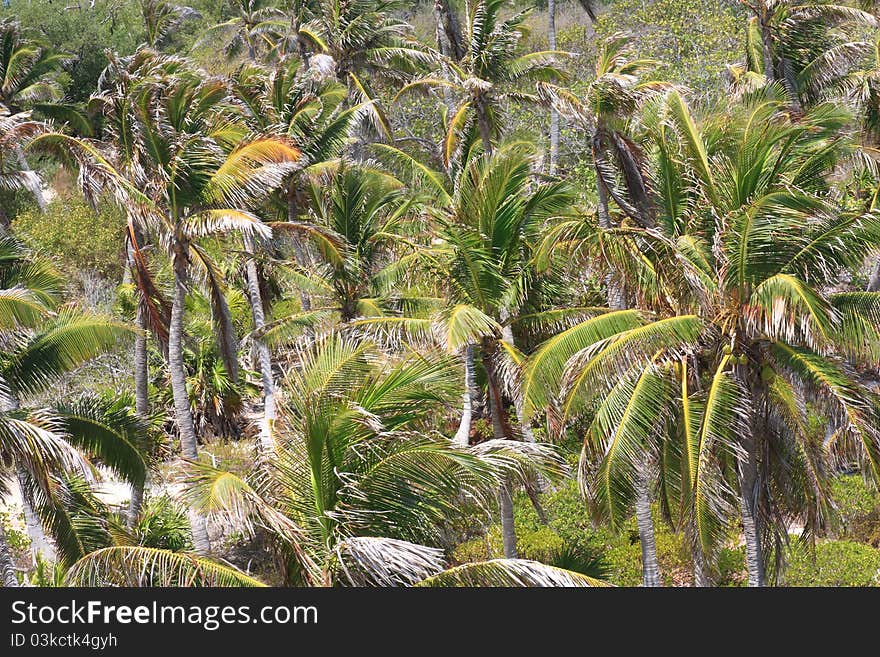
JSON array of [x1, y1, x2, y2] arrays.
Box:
[[594, 142, 626, 310], [691, 537, 711, 587], [738, 446, 764, 587], [14, 146, 46, 212], [243, 233, 275, 456], [17, 473, 54, 564], [475, 98, 494, 156], [435, 0, 465, 60], [868, 258, 880, 292], [482, 338, 517, 558], [287, 182, 312, 314], [169, 242, 211, 556], [0, 522, 19, 587], [548, 0, 560, 176], [453, 343, 476, 447], [434, 1, 457, 112], [129, 258, 150, 528], [635, 466, 661, 587]]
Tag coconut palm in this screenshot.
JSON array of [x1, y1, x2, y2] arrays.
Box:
[[741, 0, 878, 109], [194, 0, 287, 61], [230, 60, 361, 451], [0, 235, 136, 584], [396, 0, 567, 158], [75, 332, 598, 588], [525, 90, 880, 587], [36, 52, 300, 554], [357, 146, 575, 556], [0, 19, 68, 212]]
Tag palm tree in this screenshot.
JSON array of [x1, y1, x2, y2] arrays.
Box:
[[194, 0, 287, 61], [0, 19, 67, 212], [741, 0, 877, 109], [534, 34, 670, 585], [361, 146, 574, 556], [547, 0, 600, 174], [397, 0, 566, 157], [525, 90, 880, 587], [0, 104, 45, 226], [73, 332, 596, 588], [0, 235, 135, 582], [41, 51, 300, 554]]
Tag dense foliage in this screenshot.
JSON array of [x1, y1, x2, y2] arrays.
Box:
[[1, 0, 880, 588]]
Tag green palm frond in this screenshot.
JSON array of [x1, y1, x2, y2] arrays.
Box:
[[65, 546, 266, 586], [415, 559, 609, 587], [2, 310, 134, 397]]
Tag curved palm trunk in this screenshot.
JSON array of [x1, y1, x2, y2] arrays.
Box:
[[0, 522, 19, 587], [482, 338, 517, 558], [169, 243, 211, 556], [548, 0, 559, 175], [635, 467, 661, 587], [243, 234, 275, 456], [593, 134, 626, 310], [453, 343, 476, 447], [738, 446, 764, 587]]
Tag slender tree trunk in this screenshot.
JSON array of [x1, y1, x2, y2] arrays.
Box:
[[482, 338, 517, 558], [169, 243, 211, 556], [635, 465, 661, 587], [868, 258, 880, 292], [128, 241, 150, 528], [287, 182, 312, 314], [691, 537, 711, 587], [594, 138, 626, 310], [738, 445, 764, 587], [453, 343, 476, 447], [243, 233, 275, 456], [14, 147, 46, 212], [548, 0, 559, 175], [475, 98, 494, 156], [435, 0, 465, 60], [499, 481, 517, 558], [17, 472, 54, 564], [0, 522, 19, 587], [4, 391, 53, 564], [434, 1, 457, 112]]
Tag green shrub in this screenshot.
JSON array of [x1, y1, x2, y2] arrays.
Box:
[[13, 197, 125, 281], [831, 474, 880, 544], [135, 496, 193, 552], [783, 541, 880, 587]]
